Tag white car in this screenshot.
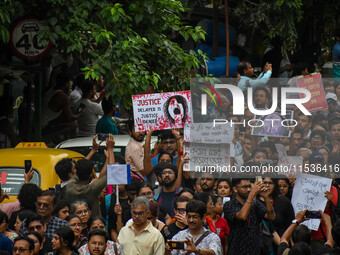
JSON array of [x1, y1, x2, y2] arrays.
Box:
[[56, 135, 157, 173]]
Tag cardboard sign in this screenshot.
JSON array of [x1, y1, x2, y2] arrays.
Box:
[[251, 110, 294, 137], [183, 123, 234, 144], [297, 73, 328, 113], [107, 164, 131, 185], [183, 142, 230, 172], [291, 173, 332, 231], [132, 91, 191, 131]]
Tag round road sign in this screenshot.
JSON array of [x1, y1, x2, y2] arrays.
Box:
[[10, 17, 52, 60]]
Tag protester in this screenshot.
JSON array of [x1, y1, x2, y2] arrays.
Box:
[[70, 201, 91, 236], [117, 197, 165, 255], [25, 232, 43, 255], [50, 226, 78, 255], [13, 236, 33, 255], [79, 229, 122, 255], [66, 215, 87, 250], [223, 179, 275, 255], [52, 200, 70, 221], [65, 135, 115, 217], [20, 190, 69, 239], [166, 199, 222, 255]]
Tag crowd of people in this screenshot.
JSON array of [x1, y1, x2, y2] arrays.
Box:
[[0, 30, 340, 255]]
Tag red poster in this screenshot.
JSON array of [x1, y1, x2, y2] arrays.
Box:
[[297, 73, 328, 113]]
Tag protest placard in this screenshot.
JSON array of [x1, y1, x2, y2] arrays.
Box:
[[183, 123, 234, 144], [251, 110, 294, 137], [132, 91, 191, 131], [107, 164, 131, 185], [297, 73, 328, 113], [291, 173, 332, 231], [183, 142, 230, 174]]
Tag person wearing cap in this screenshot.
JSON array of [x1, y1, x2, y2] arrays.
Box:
[[326, 93, 339, 113]]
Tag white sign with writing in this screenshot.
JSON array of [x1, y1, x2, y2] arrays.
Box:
[[291, 173, 332, 230], [183, 142, 230, 172], [183, 123, 234, 144]]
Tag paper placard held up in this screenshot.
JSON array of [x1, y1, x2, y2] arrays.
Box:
[[107, 164, 131, 185]]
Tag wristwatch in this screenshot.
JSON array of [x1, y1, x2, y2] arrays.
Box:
[[292, 219, 299, 225]]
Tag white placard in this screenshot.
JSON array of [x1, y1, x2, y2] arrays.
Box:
[[107, 164, 131, 185], [183, 123, 234, 144], [291, 173, 332, 231], [183, 142, 230, 172]]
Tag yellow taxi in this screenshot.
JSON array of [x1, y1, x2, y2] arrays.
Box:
[[0, 142, 84, 202]]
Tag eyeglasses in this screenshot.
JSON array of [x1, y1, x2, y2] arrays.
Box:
[[70, 223, 82, 227], [237, 185, 251, 189], [201, 177, 213, 181], [140, 192, 153, 197], [13, 248, 30, 253], [35, 202, 50, 209], [263, 181, 274, 186], [161, 170, 174, 175], [28, 225, 43, 232], [186, 214, 201, 220], [131, 210, 147, 216], [75, 209, 89, 215], [162, 140, 176, 145]]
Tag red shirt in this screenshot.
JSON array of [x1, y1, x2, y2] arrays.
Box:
[[311, 185, 338, 239], [215, 216, 230, 249]]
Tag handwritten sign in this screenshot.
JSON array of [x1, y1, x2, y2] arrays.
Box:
[[251, 110, 293, 137], [132, 91, 191, 131], [297, 73, 328, 113], [183, 123, 234, 144], [183, 142, 230, 173], [291, 173, 332, 230]]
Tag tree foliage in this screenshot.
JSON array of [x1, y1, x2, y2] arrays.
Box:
[[1, 0, 206, 109]]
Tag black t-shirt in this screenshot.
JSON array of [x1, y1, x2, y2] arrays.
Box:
[[158, 190, 177, 218], [162, 222, 188, 240], [224, 197, 266, 255]]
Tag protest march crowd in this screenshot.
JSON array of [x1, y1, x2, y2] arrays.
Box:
[[1, 30, 340, 255]]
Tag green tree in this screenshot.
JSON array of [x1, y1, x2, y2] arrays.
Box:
[[1, 0, 206, 109]]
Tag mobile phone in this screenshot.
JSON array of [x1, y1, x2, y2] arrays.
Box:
[[168, 241, 185, 249], [98, 133, 109, 141], [24, 160, 32, 174], [256, 176, 262, 183], [77, 103, 86, 113], [305, 210, 321, 219]]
